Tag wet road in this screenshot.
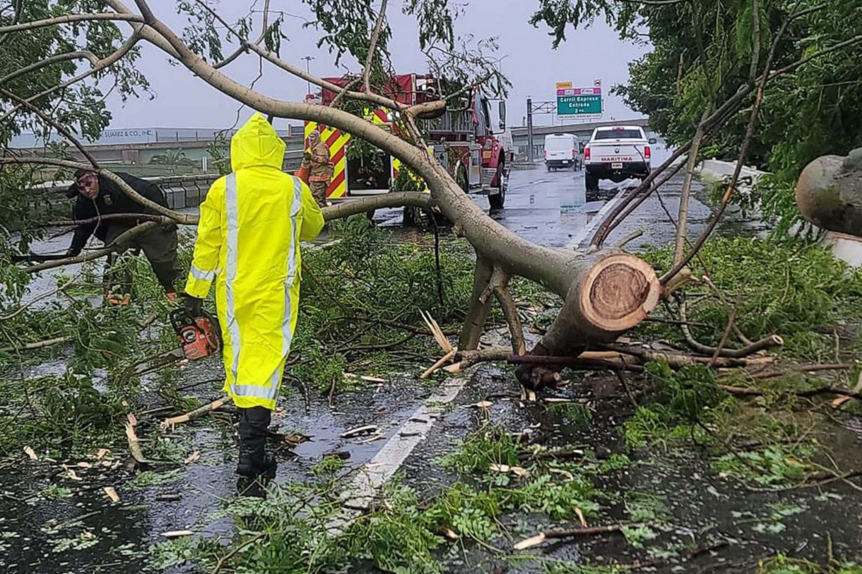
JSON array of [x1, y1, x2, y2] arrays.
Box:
[[376, 163, 764, 251]]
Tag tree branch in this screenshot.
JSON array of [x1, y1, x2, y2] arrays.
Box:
[[0, 337, 71, 354], [191, 0, 405, 112], [489, 269, 526, 355], [24, 222, 159, 273], [111, 0, 604, 297], [719, 384, 862, 403], [673, 106, 711, 264], [0, 12, 143, 35], [0, 51, 98, 86], [321, 192, 434, 221], [749, 0, 761, 82], [0, 87, 100, 167], [40, 213, 177, 228], [0, 33, 141, 125], [363, 0, 389, 93], [213, 0, 271, 70]]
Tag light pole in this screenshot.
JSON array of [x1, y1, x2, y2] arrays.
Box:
[[301, 56, 314, 96]]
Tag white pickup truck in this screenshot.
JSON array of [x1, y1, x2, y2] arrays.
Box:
[[583, 126, 654, 195]]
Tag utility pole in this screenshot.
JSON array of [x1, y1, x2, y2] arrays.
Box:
[[301, 56, 314, 96], [526, 96, 534, 162]]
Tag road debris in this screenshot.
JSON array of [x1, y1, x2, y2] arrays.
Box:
[[341, 425, 379, 439], [161, 530, 194, 539]]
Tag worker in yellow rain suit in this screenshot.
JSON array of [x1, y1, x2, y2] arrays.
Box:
[[182, 113, 325, 496]]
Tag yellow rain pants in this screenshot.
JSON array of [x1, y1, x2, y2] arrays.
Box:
[[184, 113, 325, 410]]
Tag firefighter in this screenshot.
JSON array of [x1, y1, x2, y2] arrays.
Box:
[[301, 130, 332, 207], [182, 113, 325, 497], [65, 169, 181, 303]]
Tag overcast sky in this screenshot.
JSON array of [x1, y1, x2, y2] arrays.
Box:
[[103, 0, 649, 131]]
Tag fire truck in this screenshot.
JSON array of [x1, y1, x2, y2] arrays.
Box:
[[304, 73, 512, 214]]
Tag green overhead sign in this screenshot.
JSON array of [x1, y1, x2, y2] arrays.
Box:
[[556, 85, 602, 116]]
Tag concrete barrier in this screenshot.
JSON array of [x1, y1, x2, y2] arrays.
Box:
[[698, 159, 768, 193]]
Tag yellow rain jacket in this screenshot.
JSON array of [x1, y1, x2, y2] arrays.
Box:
[[184, 113, 325, 410]]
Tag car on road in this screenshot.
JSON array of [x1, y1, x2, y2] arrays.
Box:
[[583, 126, 653, 196], [544, 133, 581, 171]]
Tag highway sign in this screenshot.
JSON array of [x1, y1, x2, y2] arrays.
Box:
[[556, 86, 602, 116]]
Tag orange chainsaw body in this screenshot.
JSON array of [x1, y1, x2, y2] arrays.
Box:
[[170, 309, 221, 361]]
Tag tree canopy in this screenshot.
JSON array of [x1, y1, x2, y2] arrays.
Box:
[[531, 0, 862, 234]]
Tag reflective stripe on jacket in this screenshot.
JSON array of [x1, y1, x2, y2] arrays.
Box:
[[185, 113, 325, 409]]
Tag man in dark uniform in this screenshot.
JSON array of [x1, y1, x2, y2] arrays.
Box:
[[66, 169, 181, 303]]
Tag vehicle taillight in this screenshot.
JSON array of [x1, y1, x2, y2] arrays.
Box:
[[572, 149, 576, 157], [543, 149, 547, 157], [584, 147, 591, 161], [644, 146, 651, 160]]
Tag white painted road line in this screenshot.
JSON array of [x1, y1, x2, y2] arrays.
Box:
[[565, 189, 626, 250], [326, 377, 469, 534]]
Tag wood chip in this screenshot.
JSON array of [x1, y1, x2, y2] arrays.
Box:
[[156, 493, 182, 502], [574, 507, 588, 528], [284, 433, 310, 446], [489, 464, 527, 477], [95, 449, 111, 460], [161, 530, 194, 539], [832, 372, 862, 409], [340, 425, 378, 439], [77, 461, 92, 469], [65, 468, 82, 481], [514, 533, 547, 550], [23, 446, 38, 461], [440, 528, 460, 541], [471, 401, 493, 409], [183, 451, 200, 465], [103, 487, 120, 503], [356, 433, 386, 444]]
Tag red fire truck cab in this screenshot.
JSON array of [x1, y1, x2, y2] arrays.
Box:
[[309, 73, 512, 210]]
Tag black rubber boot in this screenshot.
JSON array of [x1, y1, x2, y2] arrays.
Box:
[[236, 406, 275, 498]]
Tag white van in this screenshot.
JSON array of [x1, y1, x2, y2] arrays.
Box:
[[544, 133, 581, 171]]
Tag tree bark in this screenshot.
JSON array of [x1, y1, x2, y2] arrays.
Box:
[[459, 258, 494, 351], [674, 106, 711, 263]]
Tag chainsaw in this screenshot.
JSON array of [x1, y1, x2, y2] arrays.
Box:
[[170, 308, 222, 361], [129, 308, 221, 376]]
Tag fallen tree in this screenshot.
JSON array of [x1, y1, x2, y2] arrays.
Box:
[[3, 0, 861, 391]]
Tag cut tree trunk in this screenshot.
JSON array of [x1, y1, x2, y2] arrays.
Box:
[[516, 251, 660, 390], [796, 148, 862, 237]]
